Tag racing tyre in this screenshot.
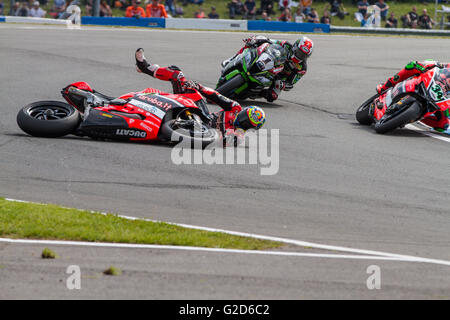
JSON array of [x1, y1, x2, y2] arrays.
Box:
[[216, 74, 245, 99], [160, 119, 219, 148], [17, 101, 81, 138], [356, 93, 379, 125], [374, 102, 422, 134]]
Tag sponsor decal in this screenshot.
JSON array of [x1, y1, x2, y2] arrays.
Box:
[[136, 94, 178, 111], [128, 99, 166, 119], [140, 122, 153, 132], [115, 129, 147, 138], [144, 119, 158, 127], [101, 113, 113, 118]]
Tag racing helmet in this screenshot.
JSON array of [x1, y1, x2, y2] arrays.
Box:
[[233, 106, 266, 130], [290, 36, 314, 70]]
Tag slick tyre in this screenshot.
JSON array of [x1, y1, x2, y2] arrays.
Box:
[[374, 102, 422, 134], [17, 101, 81, 138], [160, 119, 219, 149], [356, 93, 379, 125], [216, 74, 245, 99]]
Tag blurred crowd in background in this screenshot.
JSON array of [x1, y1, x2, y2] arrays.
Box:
[[0, 0, 443, 30]]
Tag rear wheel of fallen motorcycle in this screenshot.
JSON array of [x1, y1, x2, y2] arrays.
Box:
[[374, 101, 422, 134], [160, 119, 219, 149], [356, 93, 379, 125], [216, 74, 245, 99], [17, 101, 81, 138]]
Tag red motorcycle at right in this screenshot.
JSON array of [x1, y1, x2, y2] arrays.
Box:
[[356, 66, 450, 134]]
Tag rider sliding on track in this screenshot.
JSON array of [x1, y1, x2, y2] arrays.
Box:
[[132, 48, 266, 137], [77, 49, 266, 145], [376, 60, 450, 132]]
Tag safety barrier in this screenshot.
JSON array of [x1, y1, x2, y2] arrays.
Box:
[[2, 15, 449, 37], [166, 18, 247, 31], [1, 16, 68, 25], [248, 21, 330, 33], [81, 16, 165, 28], [331, 25, 450, 37]]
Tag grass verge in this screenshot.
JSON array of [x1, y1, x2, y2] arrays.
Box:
[[41, 248, 58, 259], [103, 266, 121, 276], [0, 198, 281, 250]]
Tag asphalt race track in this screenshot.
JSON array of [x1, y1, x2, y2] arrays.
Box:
[[0, 25, 449, 299]]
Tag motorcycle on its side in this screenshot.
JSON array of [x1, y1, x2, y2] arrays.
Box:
[[16, 81, 219, 147]]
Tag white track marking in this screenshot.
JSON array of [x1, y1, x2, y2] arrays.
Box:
[[0, 238, 439, 263], [4, 198, 450, 267], [406, 123, 450, 143]]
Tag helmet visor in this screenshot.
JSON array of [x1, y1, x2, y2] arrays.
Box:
[[293, 47, 308, 62]]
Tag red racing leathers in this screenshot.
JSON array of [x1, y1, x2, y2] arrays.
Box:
[[377, 60, 450, 132], [134, 52, 243, 137]]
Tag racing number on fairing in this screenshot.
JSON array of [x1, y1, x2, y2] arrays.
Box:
[[431, 84, 445, 102]]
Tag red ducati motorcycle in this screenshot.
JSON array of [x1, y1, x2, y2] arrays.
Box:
[[17, 82, 219, 146], [356, 66, 450, 134]]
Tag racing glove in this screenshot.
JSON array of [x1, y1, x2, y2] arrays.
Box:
[[182, 79, 202, 91], [243, 35, 270, 48]]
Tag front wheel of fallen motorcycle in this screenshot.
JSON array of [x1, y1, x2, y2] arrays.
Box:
[[160, 118, 220, 149]]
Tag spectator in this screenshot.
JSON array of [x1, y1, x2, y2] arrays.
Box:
[[15, 2, 30, 16], [278, 7, 291, 21], [385, 12, 397, 28], [404, 6, 419, 28], [53, 0, 66, 11], [114, 0, 128, 10], [328, 0, 347, 20], [165, 0, 176, 16], [228, 0, 244, 19], [185, 0, 204, 5], [321, 9, 331, 24], [361, 13, 369, 27], [146, 0, 168, 17], [294, 6, 305, 23], [0, 1, 4, 15], [278, 0, 294, 11], [357, 0, 369, 17], [307, 8, 319, 23], [126, 0, 146, 17], [99, 0, 112, 16], [29, 1, 46, 17], [301, 0, 312, 15], [207, 6, 219, 19], [375, 0, 388, 21], [244, 0, 256, 19], [260, 10, 271, 20], [259, 0, 274, 15], [194, 6, 205, 18], [418, 8, 434, 29]]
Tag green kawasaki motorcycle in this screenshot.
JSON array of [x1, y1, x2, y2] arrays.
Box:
[[216, 43, 288, 100]]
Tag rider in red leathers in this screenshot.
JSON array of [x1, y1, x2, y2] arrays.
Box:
[[133, 48, 266, 136], [77, 49, 266, 144], [376, 60, 450, 132]]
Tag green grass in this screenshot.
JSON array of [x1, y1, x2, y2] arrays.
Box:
[[41, 248, 58, 259], [0, 198, 281, 250], [103, 266, 121, 275], [1, 1, 446, 29]]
